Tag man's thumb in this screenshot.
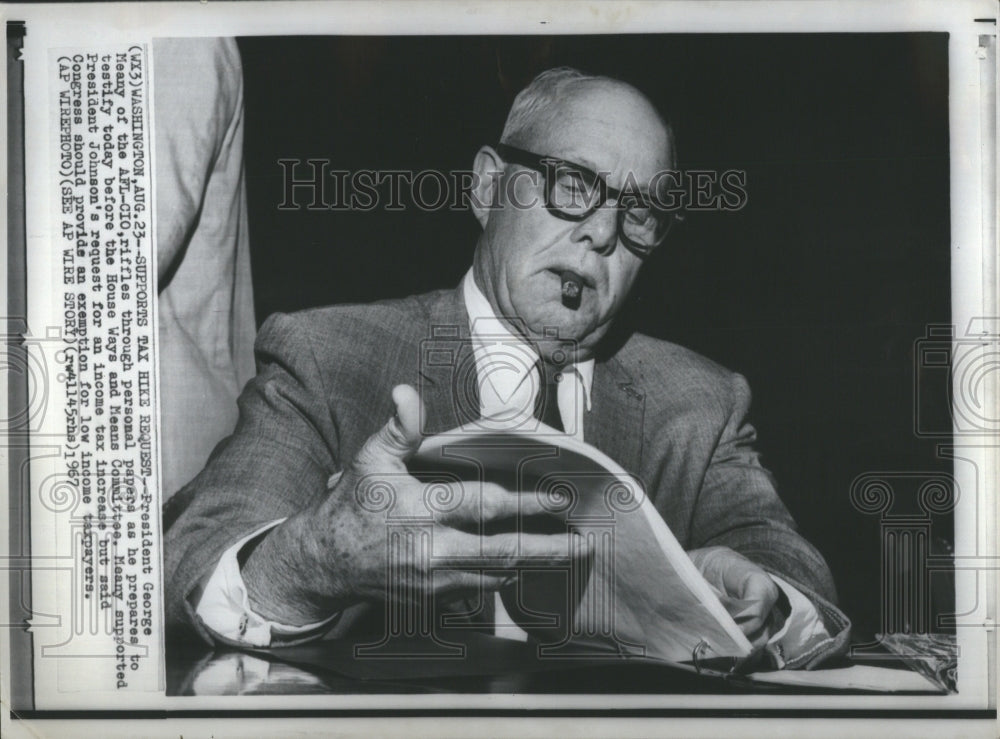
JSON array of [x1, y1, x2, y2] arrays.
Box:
[[355, 384, 424, 470]]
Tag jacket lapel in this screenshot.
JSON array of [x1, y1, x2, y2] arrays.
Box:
[[417, 286, 479, 436], [585, 355, 645, 475], [417, 284, 645, 477]]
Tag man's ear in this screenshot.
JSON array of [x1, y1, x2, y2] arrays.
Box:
[[470, 145, 504, 229]]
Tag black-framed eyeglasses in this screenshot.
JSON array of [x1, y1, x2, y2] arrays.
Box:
[[495, 143, 680, 258]]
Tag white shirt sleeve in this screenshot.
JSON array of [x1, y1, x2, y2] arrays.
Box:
[[190, 519, 338, 647], [763, 575, 832, 668]]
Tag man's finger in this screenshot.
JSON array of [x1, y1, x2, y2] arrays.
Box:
[[353, 384, 425, 471], [434, 483, 555, 524], [739, 571, 780, 613], [433, 569, 515, 597], [726, 571, 779, 639], [737, 570, 779, 636], [721, 593, 769, 637], [391, 384, 423, 446], [436, 529, 588, 568]]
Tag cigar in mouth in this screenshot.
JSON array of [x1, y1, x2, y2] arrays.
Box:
[[560, 270, 583, 309]]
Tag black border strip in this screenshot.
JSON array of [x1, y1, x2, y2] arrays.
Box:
[[5, 18, 34, 714], [10, 709, 997, 720]]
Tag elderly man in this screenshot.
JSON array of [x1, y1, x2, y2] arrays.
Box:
[[165, 68, 849, 670]]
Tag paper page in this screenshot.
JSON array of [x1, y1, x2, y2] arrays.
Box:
[[747, 665, 943, 693], [411, 428, 752, 663]]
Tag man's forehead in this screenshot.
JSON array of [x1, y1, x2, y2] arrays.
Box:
[[526, 81, 672, 177]]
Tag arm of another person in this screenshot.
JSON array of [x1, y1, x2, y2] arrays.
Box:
[[154, 37, 244, 284]]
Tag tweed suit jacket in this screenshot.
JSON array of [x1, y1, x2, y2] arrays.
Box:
[[164, 284, 851, 668]]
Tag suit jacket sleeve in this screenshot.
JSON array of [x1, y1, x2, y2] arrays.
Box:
[[687, 372, 851, 668], [163, 312, 341, 640]]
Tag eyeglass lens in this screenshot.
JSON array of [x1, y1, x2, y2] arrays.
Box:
[[546, 162, 666, 248]]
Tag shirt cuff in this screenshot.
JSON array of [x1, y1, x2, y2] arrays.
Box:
[[191, 519, 338, 647], [764, 575, 832, 668]]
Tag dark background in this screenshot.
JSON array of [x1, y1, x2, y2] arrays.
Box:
[[236, 34, 954, 644]]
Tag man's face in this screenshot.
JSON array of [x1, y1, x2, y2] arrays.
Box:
[[473, 81, 672, 362]]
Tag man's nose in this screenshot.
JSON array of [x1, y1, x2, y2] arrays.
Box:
[[570, 205, 618, 255]]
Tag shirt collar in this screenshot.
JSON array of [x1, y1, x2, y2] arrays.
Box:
[[462, 269, 593, 410]]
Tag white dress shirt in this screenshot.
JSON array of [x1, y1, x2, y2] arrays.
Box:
[[192, 269, 829, 664]]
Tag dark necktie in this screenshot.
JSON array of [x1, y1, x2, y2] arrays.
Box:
[[534, 362, 564, 432], [463, 361, 564, 632]]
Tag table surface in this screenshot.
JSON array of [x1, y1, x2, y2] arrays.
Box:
[[166, 626, 941, 697]]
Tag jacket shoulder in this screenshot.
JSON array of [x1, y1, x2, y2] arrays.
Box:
[[256, 290, 449, 356], [611, 332, 747, 417]]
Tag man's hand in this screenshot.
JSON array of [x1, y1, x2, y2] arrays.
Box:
[[242, 384, 582, 626], [688, 546, 784, 650]]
